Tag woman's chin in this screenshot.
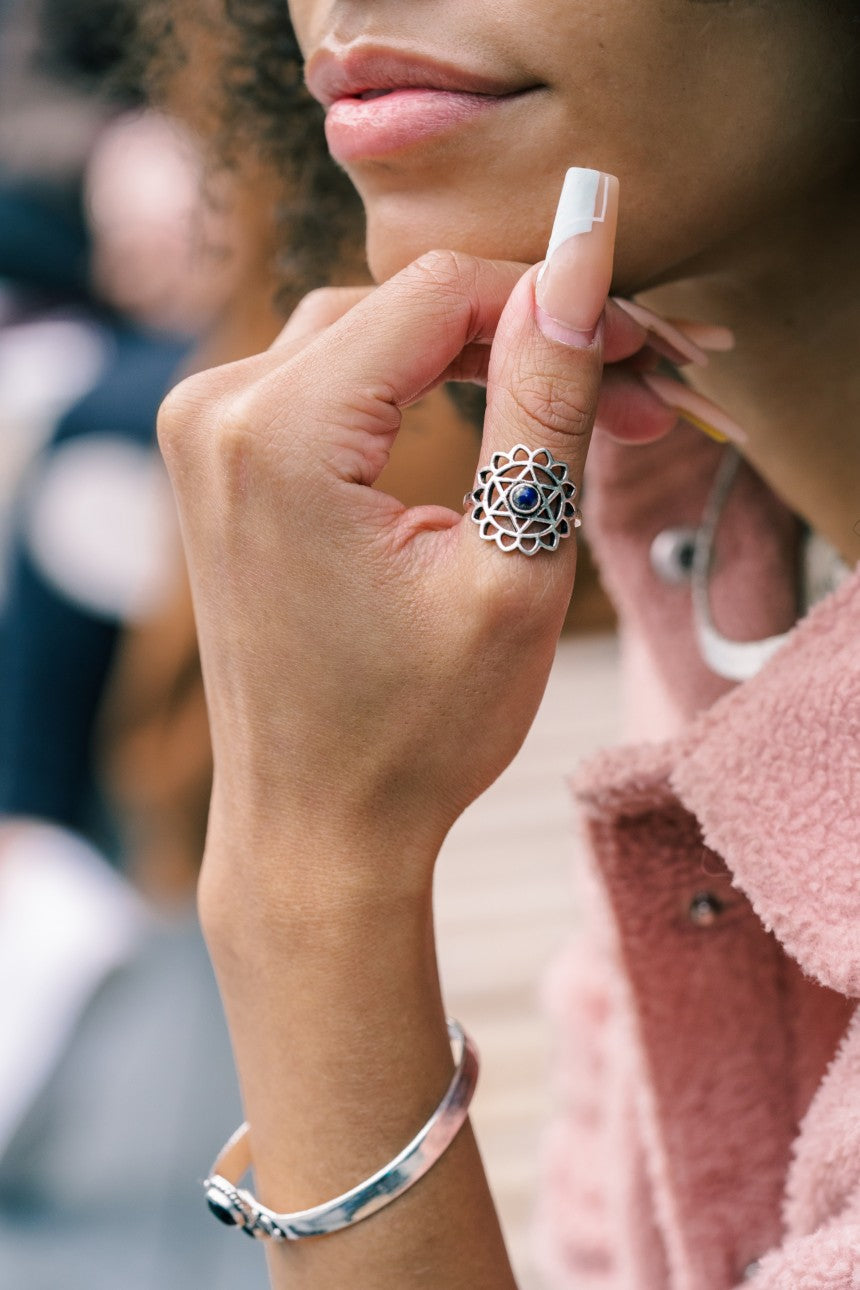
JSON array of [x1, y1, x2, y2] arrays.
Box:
[[362, 195, 548, 283], [361, 196, 670, 297], [364, 236, 416, 284]]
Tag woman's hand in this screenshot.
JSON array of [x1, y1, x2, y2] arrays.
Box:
[[156, 192, 623, 1283], [158, 172, 628, 922], [160, 253, 610, 906]]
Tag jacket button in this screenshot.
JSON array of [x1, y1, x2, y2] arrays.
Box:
[[649, 528, 697, 585], [688, 891, 723, 926]]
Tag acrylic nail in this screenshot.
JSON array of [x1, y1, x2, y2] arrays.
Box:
[[535, 168, 620, 347], [640, 371, 747, 445], [612, 298, 709, 367], [675, 321, 736, 353]]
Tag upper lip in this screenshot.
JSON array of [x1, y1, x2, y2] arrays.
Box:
[[306, 45, 538, 109]]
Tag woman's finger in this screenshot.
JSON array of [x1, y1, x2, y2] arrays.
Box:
[[270, 286, 374, 351], [640, 371, 747, 444], [406, 297, 655, 401], [595, 366, 680, 443], [462, 170, 619, 590], [279, 256, 528, 467], [612, 297, 710, 367]]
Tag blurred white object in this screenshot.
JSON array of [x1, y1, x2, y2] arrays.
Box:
[[0, 319, 108, 435], [0, 317, 110, 600], [23, 434, 180, 622], [0, 823, 147, 1156]]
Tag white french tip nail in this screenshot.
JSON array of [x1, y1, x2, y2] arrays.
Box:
[[536, 168, 619, 343], [536, 169, 608, 286], [545, 168, 610, 260]]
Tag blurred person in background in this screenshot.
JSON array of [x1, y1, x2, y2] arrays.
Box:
[[0, 3, 270, 1285]]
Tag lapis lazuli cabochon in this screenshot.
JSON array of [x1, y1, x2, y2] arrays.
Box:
[[510, 483, 541, 514]]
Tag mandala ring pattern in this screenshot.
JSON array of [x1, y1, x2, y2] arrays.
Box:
[[464, 444, 581, 555]]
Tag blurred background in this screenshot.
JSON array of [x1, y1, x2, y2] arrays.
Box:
[[0, 2, 621, 1286]]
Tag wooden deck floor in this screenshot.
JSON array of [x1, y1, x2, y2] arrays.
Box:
[[435, 632, 622, 1288]]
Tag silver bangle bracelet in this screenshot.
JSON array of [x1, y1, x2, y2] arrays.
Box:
[[203, 1017, 479, 1242]]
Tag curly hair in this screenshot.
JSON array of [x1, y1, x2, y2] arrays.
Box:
[[124, 0, 364, 301]]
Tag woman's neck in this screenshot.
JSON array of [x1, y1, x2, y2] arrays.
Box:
[[637, 175, 860, 566]]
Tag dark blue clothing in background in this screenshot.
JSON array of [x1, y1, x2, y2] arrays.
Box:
[[0, 316, 186, 844]]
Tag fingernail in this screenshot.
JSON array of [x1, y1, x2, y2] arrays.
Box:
[[536, 168, 619, 347], [677, 321, 736, 353], [612, 297, 709, 367], [640, 371, 747, 445]]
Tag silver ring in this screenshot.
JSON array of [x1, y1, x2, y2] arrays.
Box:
[[464, 444, 580, 555]]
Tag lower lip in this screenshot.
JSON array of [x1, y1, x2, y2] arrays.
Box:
[[325, 88, 516, 162]]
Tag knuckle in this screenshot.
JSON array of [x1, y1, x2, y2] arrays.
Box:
[[471, 562, 522, 635], [157, 359, 264, 460], [406, 249, 482, 347], [470, 547, 562, 640], [157, 370, 217, 463], [158, 362, 275, 491], [506, 372, 593, 444], [207, 386, 290, 505], [409, 248, 479, 301], [212, 388, 269, 467]]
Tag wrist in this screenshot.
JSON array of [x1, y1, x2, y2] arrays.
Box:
[[201, 856, 444, 1087], [198, 817, 439, 967]]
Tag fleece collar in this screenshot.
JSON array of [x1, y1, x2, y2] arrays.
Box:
[[576, 563, 860, 998], [670, 562, 860, 996]]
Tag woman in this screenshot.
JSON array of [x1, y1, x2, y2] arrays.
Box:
[[156, 2, 860, 1288]]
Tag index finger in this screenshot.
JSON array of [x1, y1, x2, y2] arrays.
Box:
[[270, 286, 374, 352], [292, 254, 528, 414]]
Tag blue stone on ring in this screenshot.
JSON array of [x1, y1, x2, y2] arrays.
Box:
[[510, 483, 541, 515]]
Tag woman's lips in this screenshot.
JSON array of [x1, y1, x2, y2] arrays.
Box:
[[324, 87, 522, 162], [306, 48, 541, 163]]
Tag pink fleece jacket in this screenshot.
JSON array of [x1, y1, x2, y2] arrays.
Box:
[[534, 423, 860, 1289]]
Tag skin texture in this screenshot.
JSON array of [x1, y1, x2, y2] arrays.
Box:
[[160, 4, 860, 1289], [289, 0, 860, 561], [290, 0, 855, 286]]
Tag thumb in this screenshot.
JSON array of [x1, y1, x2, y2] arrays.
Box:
[[467, 169, 618, 571]]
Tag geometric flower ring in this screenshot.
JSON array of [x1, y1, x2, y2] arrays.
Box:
[[464, 444, 581, 556]]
